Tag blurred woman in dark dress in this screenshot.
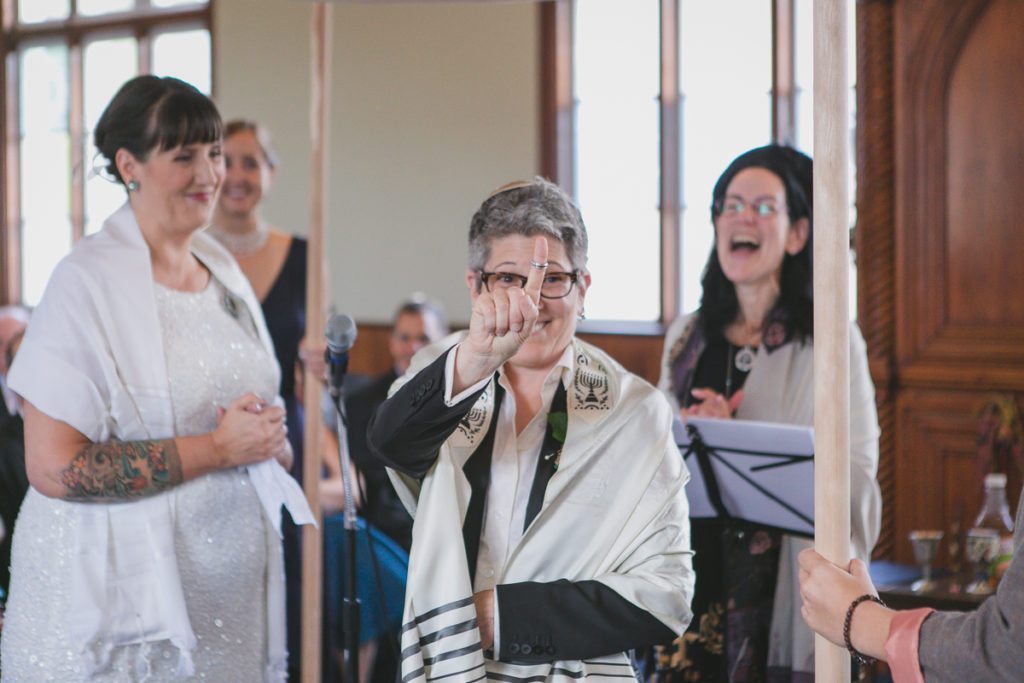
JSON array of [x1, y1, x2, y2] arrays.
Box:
[[210, 119, 319, 680]]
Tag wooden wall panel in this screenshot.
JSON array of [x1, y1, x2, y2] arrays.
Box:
[[895, 0, 1024, 390], [576, 332, 663, 386], [347, 323, 398, 378], [946, 0, 1024, 328], [861, 0, 1024, 565]]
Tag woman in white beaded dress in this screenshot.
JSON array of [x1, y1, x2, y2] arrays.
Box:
[[0, 75, 313, 681]]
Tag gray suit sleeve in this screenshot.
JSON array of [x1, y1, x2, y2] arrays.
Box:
[[917, 490, 1024, 681]]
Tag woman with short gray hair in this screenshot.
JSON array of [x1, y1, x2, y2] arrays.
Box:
[[368, 178, 694, 683]]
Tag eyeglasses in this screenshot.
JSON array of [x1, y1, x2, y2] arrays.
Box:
[[478, 270, 579, 299], [716, 198, 785, 219], [392, 332, 431, 345]]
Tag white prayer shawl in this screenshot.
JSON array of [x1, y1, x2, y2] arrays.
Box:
[[8, 202, 314, 680], [387, 336, 694, 683]]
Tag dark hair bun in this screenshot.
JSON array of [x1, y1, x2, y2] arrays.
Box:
[[94, 75, 223, 185]]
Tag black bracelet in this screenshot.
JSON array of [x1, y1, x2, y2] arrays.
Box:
[[843, 593, 886, 665]]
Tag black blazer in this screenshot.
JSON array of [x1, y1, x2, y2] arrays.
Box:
[[367, 350, 675, 663]]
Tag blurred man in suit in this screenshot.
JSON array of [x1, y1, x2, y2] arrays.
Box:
[[342, 297, 448, 550]]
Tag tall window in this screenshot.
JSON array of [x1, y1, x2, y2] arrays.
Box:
[[544, 0, 856, 324], [1, 0, 212, 305]]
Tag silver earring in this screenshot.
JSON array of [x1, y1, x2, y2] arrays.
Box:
[[127, 180, 139, 192], [578, 310, 586, 321]]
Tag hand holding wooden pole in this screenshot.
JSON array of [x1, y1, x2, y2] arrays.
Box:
[[813, 0, 852, 680]]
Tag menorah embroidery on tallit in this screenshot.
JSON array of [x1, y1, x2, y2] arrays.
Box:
[[573, 350, 611, 411], [456, 386, 492, 443]]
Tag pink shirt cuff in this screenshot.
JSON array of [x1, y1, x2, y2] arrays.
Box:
[[884, 607, 934, 683]]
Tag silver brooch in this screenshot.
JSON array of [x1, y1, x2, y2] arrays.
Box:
[[222, 290, 240, 319]]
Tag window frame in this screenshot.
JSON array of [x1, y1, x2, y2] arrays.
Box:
[[0, 0, 213, 303], [539, 0, 800, 330]]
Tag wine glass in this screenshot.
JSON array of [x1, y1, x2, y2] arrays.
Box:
[[964, 528, 1000, 594], [908, 530, 944, 592]]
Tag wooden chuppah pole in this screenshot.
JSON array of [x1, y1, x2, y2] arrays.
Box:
[[302, 3, 332, 681], [813, 1, 851, 681]]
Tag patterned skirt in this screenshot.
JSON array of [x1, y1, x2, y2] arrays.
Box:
[[651, 518, 785, 683]]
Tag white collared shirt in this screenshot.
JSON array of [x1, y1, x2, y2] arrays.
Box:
[[444, 345, 573, 593]]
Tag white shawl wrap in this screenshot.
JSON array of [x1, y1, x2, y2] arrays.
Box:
[[8, 202, 314, 679], [388, 336, 694, 683]]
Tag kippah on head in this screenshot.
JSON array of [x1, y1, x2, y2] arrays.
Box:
[[485, 179, 539, 200]]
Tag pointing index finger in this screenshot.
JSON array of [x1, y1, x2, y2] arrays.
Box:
[[523, 236, 549, 303]]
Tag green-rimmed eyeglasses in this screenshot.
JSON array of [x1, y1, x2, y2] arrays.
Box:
[[715, 197, 786, 219], [478, 270, 579, 299]]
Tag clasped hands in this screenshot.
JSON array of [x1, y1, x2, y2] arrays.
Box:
[[682, 387, 745, 420], [214, 393, 292, 470]]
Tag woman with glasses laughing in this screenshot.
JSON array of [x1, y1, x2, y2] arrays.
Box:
[[655, 145, 882, 681]]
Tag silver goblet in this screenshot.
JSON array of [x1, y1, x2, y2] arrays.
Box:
[[908, 530, 944, 592]]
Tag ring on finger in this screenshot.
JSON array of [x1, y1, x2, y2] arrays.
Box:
[[530, 260, 548, 269]]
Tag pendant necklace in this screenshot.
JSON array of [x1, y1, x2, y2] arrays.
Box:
[[734, 345, 756, 372], [725, 343, 756, 399]]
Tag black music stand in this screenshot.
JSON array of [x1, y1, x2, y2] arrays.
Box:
[[675, 416, 815, 537]]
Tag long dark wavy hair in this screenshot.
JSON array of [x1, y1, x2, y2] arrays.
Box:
[[698, 144, 814, 341]]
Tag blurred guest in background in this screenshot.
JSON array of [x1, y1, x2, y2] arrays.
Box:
[[338, 296, 448, 551], [209, 118, 324, 681]]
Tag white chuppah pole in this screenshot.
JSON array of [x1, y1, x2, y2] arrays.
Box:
[[813, 1, 852, 681], [302, 3, 331, 682], [298, 6, 538, 681]]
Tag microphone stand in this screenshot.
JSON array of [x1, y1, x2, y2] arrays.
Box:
[[327, 352, 360, 683]]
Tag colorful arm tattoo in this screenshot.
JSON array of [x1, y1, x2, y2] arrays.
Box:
[[59, 438, 184, 502]]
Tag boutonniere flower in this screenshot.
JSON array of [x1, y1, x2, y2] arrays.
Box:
[[544, 411, 567, 471], [547, 411, 567, 443]]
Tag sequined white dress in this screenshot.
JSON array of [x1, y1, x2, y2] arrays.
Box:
[[1, 278, 282, 681]]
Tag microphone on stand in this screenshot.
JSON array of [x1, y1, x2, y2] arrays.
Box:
[[323, 313, 361, 681], [324, 313, 358, 402]]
